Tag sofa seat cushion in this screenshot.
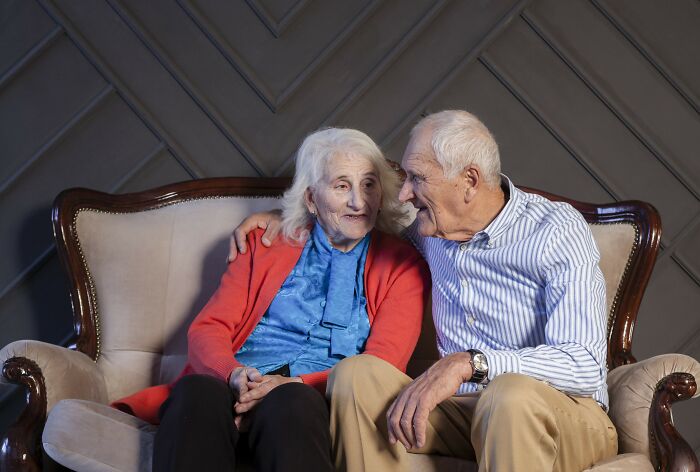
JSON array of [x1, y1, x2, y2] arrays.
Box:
[[43, 399, 157, 472], [43, 400, 651, 472]]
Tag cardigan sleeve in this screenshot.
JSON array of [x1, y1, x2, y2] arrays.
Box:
[[362, 247, 430, 373], [186, 234, 256, 382]]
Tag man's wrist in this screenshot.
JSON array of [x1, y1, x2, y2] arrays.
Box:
[[466, 349, 489, 384]]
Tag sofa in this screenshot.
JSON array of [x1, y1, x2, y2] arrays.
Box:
[[1, 176, 698, 471]]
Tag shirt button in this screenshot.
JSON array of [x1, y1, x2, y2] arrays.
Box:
[[320, 300, 326, 307], [468, 316, 475, 326], [461, 279, 469, 287], [459, 243, 468, 252]]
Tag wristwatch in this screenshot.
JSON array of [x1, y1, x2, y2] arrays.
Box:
[[467, 349, 489, 384]]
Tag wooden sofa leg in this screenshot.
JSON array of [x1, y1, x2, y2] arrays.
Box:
[[650, 372, 699, 472], [0, 357, 47, 472]]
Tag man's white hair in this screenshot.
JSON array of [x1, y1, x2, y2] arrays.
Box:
[[281, 127, 407, 242], [412, 110, 501, 187]]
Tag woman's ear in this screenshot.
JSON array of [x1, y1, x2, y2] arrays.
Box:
[[304, 188, 317, 215]]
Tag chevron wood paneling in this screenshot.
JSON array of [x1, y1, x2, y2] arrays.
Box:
[[1, 0, 698, 456]]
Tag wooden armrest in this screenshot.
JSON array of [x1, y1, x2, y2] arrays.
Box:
[[607, 353, 699, 472], [650, 372, 699, 472], [0, 340, 108, 470]]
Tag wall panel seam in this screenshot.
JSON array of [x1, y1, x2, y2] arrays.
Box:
[[111, 141, 168, 192], [479, 53, 619, 201], [37, 0, 204, 180], [0, 245, 55, 305], [274, 0, 454, 175], [275, 0, 383, 109], [655, 210, 700, 271], [521, 10, 700, 201], [177, 0, 277, 111], [0, 85, 115, 197], [375, 0, 530, 154], [0, 26, 63, 91], [107, 0, 266, 176], [590, 0, 700, 116], [244, 0, 309, 37]]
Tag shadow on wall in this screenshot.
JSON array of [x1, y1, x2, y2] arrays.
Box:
[[0, 206, 74, 435]]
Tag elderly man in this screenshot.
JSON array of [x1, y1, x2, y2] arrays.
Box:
[[229, 111, 617, 471]]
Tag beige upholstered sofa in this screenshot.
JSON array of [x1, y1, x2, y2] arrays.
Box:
[[1, 177, 698, 471]]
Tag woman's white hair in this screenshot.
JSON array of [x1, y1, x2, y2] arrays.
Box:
[[412, 110, 501, 187], [281, 127, 407, 242]]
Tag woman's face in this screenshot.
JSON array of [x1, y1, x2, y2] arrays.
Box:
[[305, 153, 382, 252]]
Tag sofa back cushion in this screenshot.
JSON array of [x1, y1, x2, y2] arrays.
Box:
[[76, 197, 281, 402], [75, 196, 637, 401]]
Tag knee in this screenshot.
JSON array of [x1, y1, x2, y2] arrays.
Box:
[[327, 354, 392, 397], [255, 383, 328, 429], [169, 374, 231, 409], [475, 373, 549, 421]]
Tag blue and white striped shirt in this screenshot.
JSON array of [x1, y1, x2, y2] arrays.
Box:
[[406, 175, 608, 409]]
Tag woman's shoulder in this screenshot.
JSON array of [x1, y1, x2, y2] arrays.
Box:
[[371, 230, 423, 261], [246, 227, 303, 253]]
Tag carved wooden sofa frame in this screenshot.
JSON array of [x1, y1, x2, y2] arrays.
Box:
[[0, 177, 697, 471]]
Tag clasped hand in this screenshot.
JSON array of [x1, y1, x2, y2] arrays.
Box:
[[386, 352, 473, 450], [228, 366, 301, 430]]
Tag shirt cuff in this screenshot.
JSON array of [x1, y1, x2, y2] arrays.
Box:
[[479, 348, 522, 382]]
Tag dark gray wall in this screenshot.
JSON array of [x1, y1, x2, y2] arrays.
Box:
[[1, 0, 699, 456]]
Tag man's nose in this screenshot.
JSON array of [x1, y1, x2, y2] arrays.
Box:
[[398, 180, 413, 203]]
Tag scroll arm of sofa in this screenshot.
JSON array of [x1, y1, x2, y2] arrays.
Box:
[[1, 340, 108, 411], [607, 353, 700, 472]]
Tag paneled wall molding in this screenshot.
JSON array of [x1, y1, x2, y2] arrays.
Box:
[[0, 85, 115, 197], [244, 0, 309, 38], [275, 0, 457, 176], [521, 9, 700, 201], [1, 0, 698, 455], [38, 0, 205, 179], [0, 26, 62, 91], [478, 53, 620, 202], [377, 0, 532, 155], [106, 0, 267, 176], [591, 0, 700, 115], [180, 0, 383, 111]]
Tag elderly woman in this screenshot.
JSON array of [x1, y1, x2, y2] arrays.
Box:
[[112, 128, 429, 472]]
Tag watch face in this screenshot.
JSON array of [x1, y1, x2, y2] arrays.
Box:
[[473, 353, 488, 371]]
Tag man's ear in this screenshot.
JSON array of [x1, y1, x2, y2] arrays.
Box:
[[462, 166, 480, 201], [304, 187, 316, 215]]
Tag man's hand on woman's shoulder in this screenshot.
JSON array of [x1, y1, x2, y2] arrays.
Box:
[[228, 210, 283, 262]]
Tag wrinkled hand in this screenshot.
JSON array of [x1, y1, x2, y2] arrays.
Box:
[[228, 210, 283, 262], [234, 374, 302, 415], [386, 352, 473, 450], [229, 366, 263, 401]]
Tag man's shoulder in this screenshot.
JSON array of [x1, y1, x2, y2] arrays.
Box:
[[518, 190, 587, 232]]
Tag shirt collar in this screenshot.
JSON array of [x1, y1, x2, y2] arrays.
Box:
[[476, 174, 526, 244]]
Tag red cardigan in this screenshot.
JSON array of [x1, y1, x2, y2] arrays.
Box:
[[113, 228, 430, 424]]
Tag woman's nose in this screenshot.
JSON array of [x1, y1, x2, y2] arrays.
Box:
[[348, 189, 363, 209]]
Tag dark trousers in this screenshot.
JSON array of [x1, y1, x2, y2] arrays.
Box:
[[153, 374, 333, 472]]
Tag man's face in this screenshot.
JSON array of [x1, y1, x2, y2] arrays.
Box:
[[398, 127, 469, 239]]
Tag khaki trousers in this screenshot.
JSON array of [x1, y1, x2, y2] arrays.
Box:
[[327, 354, 617, 472]]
